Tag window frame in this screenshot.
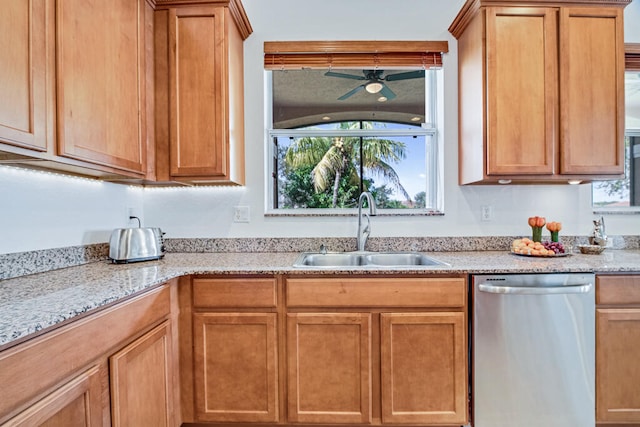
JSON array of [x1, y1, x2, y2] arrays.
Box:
[[592, 43, 640, 213], [263, 41, 447, 216]]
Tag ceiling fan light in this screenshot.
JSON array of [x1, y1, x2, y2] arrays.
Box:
[[365, 81, 384, 94]]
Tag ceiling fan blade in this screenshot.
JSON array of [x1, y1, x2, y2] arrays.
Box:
[[384, 70, 425, 81], [379, 84, 396, 100], [325, 71, 365, 80], [338, 84, 365, 100]]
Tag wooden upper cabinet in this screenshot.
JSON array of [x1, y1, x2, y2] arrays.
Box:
[[56, 0, 147, 176], [450, 0, 629, 184], [0, 0, 49, 152], [486, 7, 557, 177], [154, 1, 252, 185], [559, 7, 625, 175]]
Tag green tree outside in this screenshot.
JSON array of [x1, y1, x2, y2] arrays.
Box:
[[281, 122, 411, 208]]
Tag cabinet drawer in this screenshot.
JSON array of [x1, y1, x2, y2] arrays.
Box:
[[286, 277, 466, 308], [597, 275, 640, 305], [193, 278, 277, 308]]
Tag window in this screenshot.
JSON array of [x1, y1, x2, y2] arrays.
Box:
[[264, 41, 447, 214], [592, 45, 640, 210]]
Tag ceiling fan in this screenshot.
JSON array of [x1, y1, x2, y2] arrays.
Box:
[[324, 69, 425, 101]]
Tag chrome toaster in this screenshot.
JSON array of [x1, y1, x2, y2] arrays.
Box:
[[109, 226, 165, 263]]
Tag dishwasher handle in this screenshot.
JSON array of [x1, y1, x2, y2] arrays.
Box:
[[478, 282, 593, 295]]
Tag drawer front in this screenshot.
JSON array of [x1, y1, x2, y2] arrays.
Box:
[[597, 275, 640, 305], [193, 278, 277, 308], [286, 277, 466, 308]]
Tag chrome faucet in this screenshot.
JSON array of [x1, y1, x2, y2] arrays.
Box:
[[356, 192, 377, 251]]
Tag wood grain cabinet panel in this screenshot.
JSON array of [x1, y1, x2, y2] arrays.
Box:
[[380, 312, 467, 425], [2, 366, 103, 427], [559, 7, 625, 175], [286, 277, 466, 308], [193, 312, 279, 423], [450, 1, 627, 184], [110, 321, 176, 427], [156, 3, 251, 184], [193, 277, 277, 308], [287, 313, 372, 424], [284, 276, 468, 426], [0, 0, 49, 152], [596, 308, 640, 423], [56, 0, 147, 175], [486, 7, 557, 176], [596, 273, 640, 424]]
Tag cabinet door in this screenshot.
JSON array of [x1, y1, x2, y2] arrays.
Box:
[[596, 308, 640, 423], [559, 7, 625, 175], [380, 312, 467, 425], [168, 6, 227, 178], [287, 313, 371, 424], [56, 0, 146, 175], [3, 366, 102, 427], [193, 313, 279, 423], [0, 0, 49, 151], [110, 321, 175, 427], [485, 7, 557, 176]]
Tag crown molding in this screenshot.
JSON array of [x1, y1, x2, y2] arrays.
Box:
[[449, 0, 632, 38], [150, 0, 252, 39]]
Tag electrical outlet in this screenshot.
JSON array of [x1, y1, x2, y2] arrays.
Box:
[[481, 205, 493, 221], [233, 206, 250, 223]]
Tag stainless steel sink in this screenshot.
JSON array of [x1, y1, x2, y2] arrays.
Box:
[[293, 251, 449, 268], [294, 252, 365, 267], [362, 252, 447, 266]]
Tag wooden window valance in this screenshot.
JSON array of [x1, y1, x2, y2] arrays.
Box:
[[264, 41, 449, 70], [626, 43, 640, 71]]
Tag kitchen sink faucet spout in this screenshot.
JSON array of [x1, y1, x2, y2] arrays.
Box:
[[357, 192, 377, 251]]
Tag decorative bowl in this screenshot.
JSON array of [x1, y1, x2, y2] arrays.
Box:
[[578, 244, 606, 255]]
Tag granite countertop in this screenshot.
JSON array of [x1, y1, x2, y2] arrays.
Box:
[[1, 249, 640, 350]]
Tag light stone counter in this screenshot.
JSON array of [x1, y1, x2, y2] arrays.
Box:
[[1, 250, 640, 349]]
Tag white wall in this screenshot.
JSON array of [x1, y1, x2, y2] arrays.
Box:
[[0, 166, 143, 253], [1, 0, 639, 254]]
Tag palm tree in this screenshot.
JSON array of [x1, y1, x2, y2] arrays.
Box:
[[284, 121, 411, 208]]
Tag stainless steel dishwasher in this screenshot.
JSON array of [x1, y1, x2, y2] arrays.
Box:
[[472, 273, 595, 427]]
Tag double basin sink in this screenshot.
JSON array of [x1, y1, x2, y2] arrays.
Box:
[[293, 251, 449, 268]]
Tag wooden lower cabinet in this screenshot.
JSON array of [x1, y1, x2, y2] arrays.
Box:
[[0, 283, 177, 427], [285, 276, 468, 426], [286, 313, 372, 424], [110, 320, 176, 427], [193, 312, 279, 423], [380, 312, 467, 425], [596, 274, 640, 424], [2, 366, 103, 427]]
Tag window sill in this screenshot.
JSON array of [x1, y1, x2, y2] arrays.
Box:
[[592, 207, 640, 215], [264, 209, 444, 217]]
